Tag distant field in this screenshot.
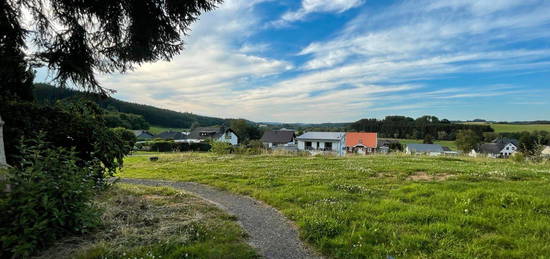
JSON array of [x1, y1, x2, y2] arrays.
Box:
[[147, 125, 188, 135], [397, 139, 457, 150], [121, 153, 550, 258], [464, 122, 550, 133]]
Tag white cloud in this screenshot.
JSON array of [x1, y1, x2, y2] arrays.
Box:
[[272, 0, 363, 27]]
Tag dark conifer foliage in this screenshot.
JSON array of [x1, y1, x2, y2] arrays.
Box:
[[2, 0, 222, 95]]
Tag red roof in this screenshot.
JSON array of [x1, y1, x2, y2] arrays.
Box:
[[345, 132, 377, 148]]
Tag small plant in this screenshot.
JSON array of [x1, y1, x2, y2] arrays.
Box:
[[0, 136, 100, 258], [210, 141, 233, 155]]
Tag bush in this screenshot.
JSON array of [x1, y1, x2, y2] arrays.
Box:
[[150, 141, 175, 152], [210, 141, 233, 155], [190, 142, 211, 152], [112, 127, 137, 154], [0, 137, 100, 257]]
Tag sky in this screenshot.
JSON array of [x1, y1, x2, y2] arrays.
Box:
[[36, 0, 550, 123]]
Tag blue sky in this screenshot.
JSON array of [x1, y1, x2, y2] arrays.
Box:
[[37, 0, 550, 122]]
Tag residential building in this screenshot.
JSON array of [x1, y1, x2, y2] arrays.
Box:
[[405, 144, 444, 156], [297, 132, 346, 156], [260, 130, 296, 148], [187, 126, 238, 145], [345, 132, 377, 154], [133, 130, 154, 140], [377, 139, 400, 153], [442, 146, 459, 155], [478, 142, 517, 158]]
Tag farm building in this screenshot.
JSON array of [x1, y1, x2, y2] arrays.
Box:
[[345, 132, 377, 154], [133, 130, 154, 140], [405, 144, 444, 156], [478, 140, 518, 158], [186, 126, 238, 145], [297, 132, 346, 156], [260, 130, 296, 148]]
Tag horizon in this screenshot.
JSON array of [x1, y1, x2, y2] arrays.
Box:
[[35, 0, 550, 123]]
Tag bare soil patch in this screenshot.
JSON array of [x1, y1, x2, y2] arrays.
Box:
[[406, 171, 454, 181]]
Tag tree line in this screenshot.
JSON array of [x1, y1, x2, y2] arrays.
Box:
[[349, 115, 493, 140], [33, 84, 227, 129]]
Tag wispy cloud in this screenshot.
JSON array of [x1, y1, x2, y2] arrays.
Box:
[[271, 0, 363, 27]]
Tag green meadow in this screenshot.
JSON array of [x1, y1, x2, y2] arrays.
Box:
[[120, 153, 550, 258], [464, 122, 550, 133]]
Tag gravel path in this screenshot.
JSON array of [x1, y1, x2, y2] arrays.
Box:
[[119, 178, 319, 259]]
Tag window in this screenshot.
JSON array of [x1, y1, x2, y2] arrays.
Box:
[[325, 142, 333, 151]]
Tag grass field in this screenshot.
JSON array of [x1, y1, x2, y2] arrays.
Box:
[[464, 122, 550, 133], [397, 139, 458, 150], [120, 153, 550, 258], [147, 126, 188, 135], [37, 184, 257, 259]]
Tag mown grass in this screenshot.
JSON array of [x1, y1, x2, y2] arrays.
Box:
[[119, 153, 550, 258], [35, 183, 257, 259]]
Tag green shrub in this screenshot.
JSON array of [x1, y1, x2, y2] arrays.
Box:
[[190, 142, 211, 152], [0, 137, 100, 258], [150, 141, 175, 152], [112, 127, 137, 153], [210, 141, 233, 155]]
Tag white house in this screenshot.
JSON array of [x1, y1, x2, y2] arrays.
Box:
[[186, 126, 238, 145], [479, 142, 518, 158], [296, 132, 346, 156]]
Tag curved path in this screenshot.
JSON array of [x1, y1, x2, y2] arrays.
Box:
[[119, 178, 319, 259]]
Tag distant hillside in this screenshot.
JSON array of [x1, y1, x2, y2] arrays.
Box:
[[33, 84, 227, 129]]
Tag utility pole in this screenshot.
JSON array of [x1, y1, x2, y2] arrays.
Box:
[[0, 115, 6, 167]]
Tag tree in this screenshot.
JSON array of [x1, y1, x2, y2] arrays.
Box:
[[2, 0, 221, 97], [456, 130, 481, 153], [229, 119, 261, 143], [423, 134, 434, 144]]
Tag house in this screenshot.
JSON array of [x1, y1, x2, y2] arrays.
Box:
[[345, 132, 377, 154], [478, 142, 517, 158], [187, 126, 238, 145], [542, 146, 550, 157], [155, 131, 186, 141], [260, 130, 296, 148], [133, 130, 154, 140], [296, 132, 346, 156], [405, 144, 444, 156]]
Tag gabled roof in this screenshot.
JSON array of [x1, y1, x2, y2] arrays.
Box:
[[442, 146, 452, 151], [479, 143, 505, 154], [492, 138, 518, 146], [260, 130, 296, 144], [155, 131, 186, 140], [132, 130, 153, 137], [378, 139, 400, 147], [296, 132, 345, 141], [188, 126, 236, 140], [407, 144, 444, 153], [345, 132, 377, 148]]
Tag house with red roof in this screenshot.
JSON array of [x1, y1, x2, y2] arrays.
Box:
[[345, 132, 378, 155]]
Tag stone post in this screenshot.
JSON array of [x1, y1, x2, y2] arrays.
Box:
[[0, 115, 6, 167]]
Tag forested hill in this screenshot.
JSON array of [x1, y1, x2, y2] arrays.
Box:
[[33, 84, 227, 129]]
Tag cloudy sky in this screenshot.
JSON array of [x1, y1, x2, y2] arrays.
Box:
[[38, 0, 550, 123]]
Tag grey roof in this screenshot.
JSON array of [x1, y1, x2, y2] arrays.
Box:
[[407, 144, 444, 153], [492, 138, 518, 146], [442, 146, 452, 151], [188, 126, 236, 140], [133, 130, 154, 139], [479, 143, 505, 154], [260, 130, 296, 144], [377, 139, 400, 147], [155, 131, 186, 140], [296, 132, 345, 140]]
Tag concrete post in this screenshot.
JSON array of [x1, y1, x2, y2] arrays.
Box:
[[0, 115, 6, 167]]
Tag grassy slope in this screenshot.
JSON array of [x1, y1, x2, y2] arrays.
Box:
[[37, 183, 257, 259], [464, 122, 550, 133], [120, 153, 550, 258]]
